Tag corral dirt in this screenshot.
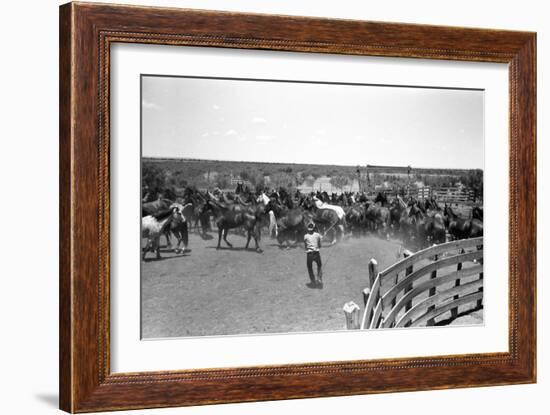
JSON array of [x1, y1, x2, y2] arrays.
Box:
[[141, 230, 482, 338]]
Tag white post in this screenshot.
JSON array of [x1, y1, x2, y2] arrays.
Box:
[[368, 258, 378, 289], [343, 301, 361, 330]]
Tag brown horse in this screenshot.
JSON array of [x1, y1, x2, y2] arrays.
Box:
[[444, 205, 483, 240], [345, 203, 368, 236], [142, 198, 173, 217], [201, 199, 265, 252], [365, 193, 390, 238], [267, 199, 312, 246]]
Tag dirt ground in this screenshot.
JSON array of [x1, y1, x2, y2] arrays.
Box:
[[141, 229, 482, 338]]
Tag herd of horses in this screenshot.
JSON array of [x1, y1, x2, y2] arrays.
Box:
[[141, 185, 483, 259]]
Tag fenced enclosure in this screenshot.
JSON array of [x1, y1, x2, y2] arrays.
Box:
[[343, 237, 483, 329], [416, 186, 478, 204]]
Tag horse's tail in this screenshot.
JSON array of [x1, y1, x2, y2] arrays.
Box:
[[268, 210, 277, 236]]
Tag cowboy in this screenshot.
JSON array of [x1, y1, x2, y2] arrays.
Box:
[[304, 222, 323, 288]]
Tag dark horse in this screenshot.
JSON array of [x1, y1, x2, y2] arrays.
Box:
[[267, 199, 312, 246], [142, 198, 173, 217], [345, 203, 368, 236], [365, 192, 390, 237], [472, 206, 484, 221], [444, 205, 483, 240], [201, 199, 264, 252]]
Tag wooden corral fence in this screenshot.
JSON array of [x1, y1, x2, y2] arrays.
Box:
[[343, 237, 483, 329], [415, 186, 477, 203], [371, 186, 478, 203], [417, 186, 431, 199]]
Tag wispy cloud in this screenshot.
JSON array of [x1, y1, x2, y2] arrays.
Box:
[[252, 116, 267, 124], [142, 99, 161, 111], [212, 104, 221, 110], [201, 132, 210, 138], [225, 129, 238, 136]]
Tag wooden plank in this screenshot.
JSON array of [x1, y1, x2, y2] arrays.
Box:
[[403, 250, 414, 314], [451, 248, 465, 319], [381, 250, 483, 309], [369, 300, 383, 329], [397, 278, 484, 327], [361, 275, 381, 329], [378, 237, 483, 282], [427, 252, 439, 326], [406, 291, 484, 328], [382, 264, 482, 328]]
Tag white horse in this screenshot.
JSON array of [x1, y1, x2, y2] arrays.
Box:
[[312, 196, 347, 244], [142, 206, 186, 259], [312, 197, 346, 220], [257, 193, 278, 238]]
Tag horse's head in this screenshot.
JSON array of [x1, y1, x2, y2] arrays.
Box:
[[302, 196, 314, 210], [472, 206, 483, 221], [169, 205, 186, 224], [200, 200, 215, 215], [374, 192, 388, 206]]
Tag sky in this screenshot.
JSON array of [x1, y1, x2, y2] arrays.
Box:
[[141, 75, 484, 169]]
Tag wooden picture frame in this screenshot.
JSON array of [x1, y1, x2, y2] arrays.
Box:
[[59, 2, 536, 412]]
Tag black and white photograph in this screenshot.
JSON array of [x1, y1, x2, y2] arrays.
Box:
[[140, 75, 484, 338]]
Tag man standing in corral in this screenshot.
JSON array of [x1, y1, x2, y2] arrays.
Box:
[[304, 222, 323, 288]]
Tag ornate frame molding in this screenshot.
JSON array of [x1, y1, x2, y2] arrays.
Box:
[[60, 2, 536, 412]]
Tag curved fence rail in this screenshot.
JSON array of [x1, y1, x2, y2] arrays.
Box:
[[343, 237, 483, 329]]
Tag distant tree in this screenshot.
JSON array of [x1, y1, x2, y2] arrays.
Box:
[[240, 170, 250, 181], [330, 175, 350, 191], [271, 172, 296, 189], [142, 164, 166, 194], [216, 175, 230, 190], [251, 172, 265, 188]]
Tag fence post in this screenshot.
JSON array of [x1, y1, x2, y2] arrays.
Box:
[[368, 259, 378, 290], [451, 248, 465, 319], [403, 250, 414, 316], [391, 269, 399, 309], [427, 246, 438, 326], [477, 244, 483, 308], [362, 287, 371, 307], [343, 301, 361, 330]]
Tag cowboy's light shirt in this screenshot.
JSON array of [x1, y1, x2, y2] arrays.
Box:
[[304, 232, 322, 252]]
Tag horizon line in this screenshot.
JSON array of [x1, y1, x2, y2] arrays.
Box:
[[141, 156, 483, 171]]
